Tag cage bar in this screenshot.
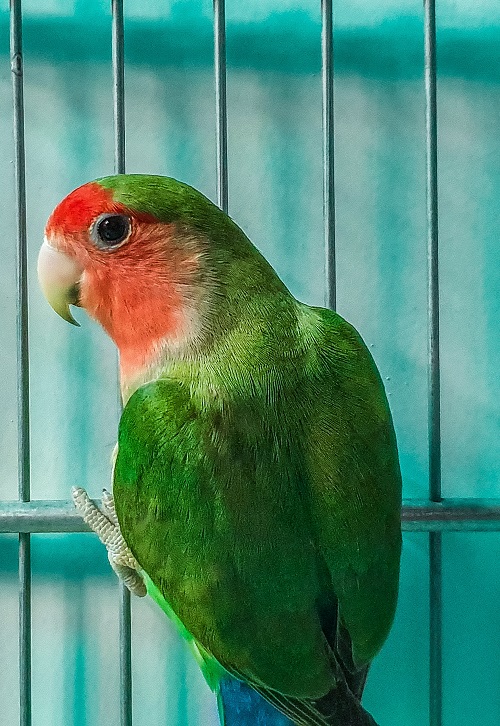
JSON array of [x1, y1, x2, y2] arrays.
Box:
[[10, 1, 32, 725], [111, 2, 133, 724], [424, 1, 442, 725], [119, 584, 133, 726], [214, 0, 228, 213], [0, 500, 94, 532], [112, 0, 125, 177], [10, 0, 30, 497], [321, 0, 336, 311], [17, 534, 31, 726], [3, 499, 500, 533]]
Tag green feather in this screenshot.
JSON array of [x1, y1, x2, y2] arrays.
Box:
[[145, 573, 226, 691]]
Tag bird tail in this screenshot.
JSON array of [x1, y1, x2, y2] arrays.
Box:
[[257, 679, 380, 726], [217, 677, 295, 726], [217, 675, 380, 726]]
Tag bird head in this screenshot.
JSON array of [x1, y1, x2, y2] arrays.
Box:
[[38, 174, 288, 397], [38, 175, 231, 383]]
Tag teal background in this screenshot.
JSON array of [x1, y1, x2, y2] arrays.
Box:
[[1, 1, 500, 724]]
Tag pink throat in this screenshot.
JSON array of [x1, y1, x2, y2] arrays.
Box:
[[118, 337, 166, 384], [80, 264, 196, 383]]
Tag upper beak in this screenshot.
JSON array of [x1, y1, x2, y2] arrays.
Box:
[[37, 239, 83, 326]]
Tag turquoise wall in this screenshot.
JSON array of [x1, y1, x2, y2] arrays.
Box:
[[1, 1, 499, 724]]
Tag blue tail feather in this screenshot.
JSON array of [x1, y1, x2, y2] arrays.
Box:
[[218, 677, 295, 726]]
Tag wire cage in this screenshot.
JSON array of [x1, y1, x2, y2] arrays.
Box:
[[0, 0, 500, 726]]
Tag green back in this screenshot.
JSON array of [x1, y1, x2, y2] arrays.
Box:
[[113, 297, 401, 697], [105, 172, 401, 697]]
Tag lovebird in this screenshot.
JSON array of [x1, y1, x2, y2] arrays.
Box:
[[37, 174, 402, 726]]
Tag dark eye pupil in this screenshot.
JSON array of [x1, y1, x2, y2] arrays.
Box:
[[97, 215, 129, 246]]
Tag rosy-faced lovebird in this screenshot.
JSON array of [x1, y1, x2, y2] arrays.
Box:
[[38, 175, 402, 726]]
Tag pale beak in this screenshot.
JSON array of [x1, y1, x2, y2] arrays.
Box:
[[37, 239, 83, 326]]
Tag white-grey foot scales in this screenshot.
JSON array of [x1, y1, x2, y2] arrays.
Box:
[[72, 486, 147, 597]]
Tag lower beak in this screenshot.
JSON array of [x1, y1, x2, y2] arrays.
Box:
[[37, 240, 83, 326]]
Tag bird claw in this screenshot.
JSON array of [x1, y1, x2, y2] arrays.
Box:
[[101, 487, 120, 527], [72, 486, 147, 597]]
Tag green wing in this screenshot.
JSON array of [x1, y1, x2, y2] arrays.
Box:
[[113, 378, 336, 701], [144, 573, 225, 690], [300, 306, 402, 666], [113, 303, 401, 700]]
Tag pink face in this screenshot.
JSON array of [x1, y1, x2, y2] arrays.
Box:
[[44, 181, 159, 271], [39, 182, 204, 380]]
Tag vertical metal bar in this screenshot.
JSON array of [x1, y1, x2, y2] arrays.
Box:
[[18, 535, 31, 726], [321, 0, 336, 311], [424, 2, 442, 725], [425, 0, 440, 503], [10, 2, 32, 725], [429, 533, 442, 726], [112, 0, 126, 176], [119, 584, 132, 726], [112, 3, 132, 725], [10, 6, 30, 503], [214, 0, 228, 213]]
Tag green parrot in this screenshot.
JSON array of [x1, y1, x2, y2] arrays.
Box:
[[37, 174, 401, 726]]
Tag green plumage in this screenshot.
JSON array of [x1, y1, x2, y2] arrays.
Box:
[[102, 175, 401, 723]]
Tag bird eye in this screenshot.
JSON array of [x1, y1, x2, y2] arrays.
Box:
[[92, 214, 131, 249]]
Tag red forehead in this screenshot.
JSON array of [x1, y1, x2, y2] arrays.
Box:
[[46, 182, 121, 236]]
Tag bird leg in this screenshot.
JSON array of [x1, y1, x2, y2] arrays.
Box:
[[72, 486, 147, 597]]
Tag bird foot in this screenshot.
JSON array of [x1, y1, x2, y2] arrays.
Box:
[[72, 486, 147, 597]]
